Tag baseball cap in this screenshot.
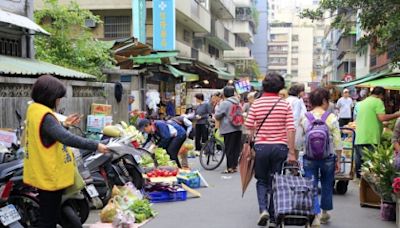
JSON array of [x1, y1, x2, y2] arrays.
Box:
[[136, 118, 150, 131]]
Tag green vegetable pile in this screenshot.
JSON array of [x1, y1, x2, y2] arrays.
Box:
[[129, 199, 156, 223]]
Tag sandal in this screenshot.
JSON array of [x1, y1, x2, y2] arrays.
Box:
[[222, 169, 237, 174]]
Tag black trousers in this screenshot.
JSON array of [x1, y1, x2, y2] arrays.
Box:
[[38, 189, 63, 228], [195, 124, 208, 151], [339, 118, 351, 127], [167, 134, 187, 168], [223, 131, 243, 169]]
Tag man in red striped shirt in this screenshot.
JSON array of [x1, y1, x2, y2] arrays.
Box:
[[245, 73, 296, 227]]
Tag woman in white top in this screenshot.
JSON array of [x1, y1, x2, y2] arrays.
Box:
[[287, 83, 307, 156]]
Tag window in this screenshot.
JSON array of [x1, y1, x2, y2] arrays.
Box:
[[183, 30, 191, 43], [292, 46, 299, 53], [191, 48, 199, 60], [0, 38, 21, 57], [224, 28, 229, 42], [268, 45, 288, 52], [292, 70, 298, 77], [292, 35, 299, 42], [235, 35, 246, 47], [270, 34, 276, 40], [104, 16, 131, 38], [208, 45, 220, 58], [271, 4, 275, 10], [291, 58, 298, 65], [269, 57, 287, 65], [370, 55, 377, 66]]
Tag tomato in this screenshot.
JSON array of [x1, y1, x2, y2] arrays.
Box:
[[147, 173, 154, 178], [171, 170, 178, 176], [155, 169, 163, 177]]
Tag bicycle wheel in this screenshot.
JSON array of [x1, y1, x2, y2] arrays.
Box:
[[199, 138, 224, 170]]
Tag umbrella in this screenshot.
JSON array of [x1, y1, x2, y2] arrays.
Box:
[[239, 141, 255, 197]]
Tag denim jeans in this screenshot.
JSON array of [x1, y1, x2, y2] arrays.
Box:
[[254, 144, 288, 220], [303, 154, 336, 213], [355, 144, 375, 178]]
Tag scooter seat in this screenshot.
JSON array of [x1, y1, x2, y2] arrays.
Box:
[[0, 159, 23, 180]]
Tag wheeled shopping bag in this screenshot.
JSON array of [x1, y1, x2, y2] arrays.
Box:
[[273, 162, 316, 228]]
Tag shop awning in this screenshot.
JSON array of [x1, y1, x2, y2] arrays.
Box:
[[357, 77, 400, 90], [167, 65, 199, 82], [0, 55, 96, 79], [337, 69, 392, 88], [0, 9, 49, 35], [132, 51, 179, 64]]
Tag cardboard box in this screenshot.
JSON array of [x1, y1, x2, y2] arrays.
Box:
[[87, 115, 113, 133], [360, 177, 381, 208], [0, 130, 17, 148], [91, 103, 112, 116]]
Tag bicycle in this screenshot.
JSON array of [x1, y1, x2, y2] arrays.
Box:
[[199, 122, 225, 170]]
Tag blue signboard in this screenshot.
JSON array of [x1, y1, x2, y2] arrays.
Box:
[[153, 0, 176, 51], [133, 0, 146, 43]]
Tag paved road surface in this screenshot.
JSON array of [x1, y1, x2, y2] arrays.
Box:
[[86, 158, 396, 228]]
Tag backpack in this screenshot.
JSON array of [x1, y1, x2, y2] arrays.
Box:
[[304, 112, 331, 160], [228, 101, 244, 127]]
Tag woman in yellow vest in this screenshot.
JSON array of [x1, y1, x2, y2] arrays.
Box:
[[24, 75, 109, 228]]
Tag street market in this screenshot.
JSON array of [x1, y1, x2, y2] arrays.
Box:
[[1, 0, 400, 227]]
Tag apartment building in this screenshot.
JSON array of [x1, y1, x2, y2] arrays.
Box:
[[223, 0, 256, 76], [266, 0, 323, 89], [268, 23, 314, 87], [35, 0, 256, 75]]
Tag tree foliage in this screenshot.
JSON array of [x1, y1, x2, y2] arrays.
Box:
[[300, 0, 400, 66], [34, 0, 113, 79]]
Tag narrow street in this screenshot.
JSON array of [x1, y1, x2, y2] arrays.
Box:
[[86, 158, 396, 228]]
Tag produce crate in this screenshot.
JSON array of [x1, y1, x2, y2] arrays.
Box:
[[177, 176, 201, 189], [360, 177, 381, 208], [147, 188, 187, 203]]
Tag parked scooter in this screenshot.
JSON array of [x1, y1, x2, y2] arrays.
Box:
[[9, 159, 91, 228], [0, 160, 24, 228]]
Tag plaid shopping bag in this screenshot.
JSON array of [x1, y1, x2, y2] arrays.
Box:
[[273, 173, 316, 217]]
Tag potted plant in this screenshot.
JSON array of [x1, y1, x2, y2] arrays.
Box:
[[362, 144, 399, 221]]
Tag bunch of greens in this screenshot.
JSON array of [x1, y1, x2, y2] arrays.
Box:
[[154, 148, 176, 167], [362, 144, 400, 202], [129, 199, 156, 223]]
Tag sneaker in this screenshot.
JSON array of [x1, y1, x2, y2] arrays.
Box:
[[257, 211, 269, 226], [268, 221, 276, 228], [311, 214, 321, 227], [320, 212, 331, 224]]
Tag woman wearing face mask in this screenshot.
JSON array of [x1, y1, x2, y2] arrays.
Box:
[[24, 75, 109, 228]]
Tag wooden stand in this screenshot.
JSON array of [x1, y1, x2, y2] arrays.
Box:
[[360, 177, 381, 208]]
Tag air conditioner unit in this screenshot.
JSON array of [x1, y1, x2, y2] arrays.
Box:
[[85, 19, 96, 28]]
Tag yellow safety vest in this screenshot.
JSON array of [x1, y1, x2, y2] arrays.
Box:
[[23, 103, 75, 191]]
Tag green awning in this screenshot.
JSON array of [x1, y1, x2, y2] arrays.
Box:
[[208, 67, 235, 80], [337, 69, 392, 88], [0, 55, 96, 79], [357, 77, 400, 90], [132, 51, 178, 64], [167, 65, 199, 82]]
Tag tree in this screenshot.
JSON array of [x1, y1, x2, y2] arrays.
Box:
[[34, 0, 113, 79], [300, 0, 400, 66]]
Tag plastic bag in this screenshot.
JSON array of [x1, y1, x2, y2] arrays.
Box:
[[112, 185, 121, 198], [112, 209, 135, 228], [114, 195, 136, 211], [100, 199, 119, 223]]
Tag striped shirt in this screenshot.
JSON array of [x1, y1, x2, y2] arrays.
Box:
[[245, 93, 295, 145]]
